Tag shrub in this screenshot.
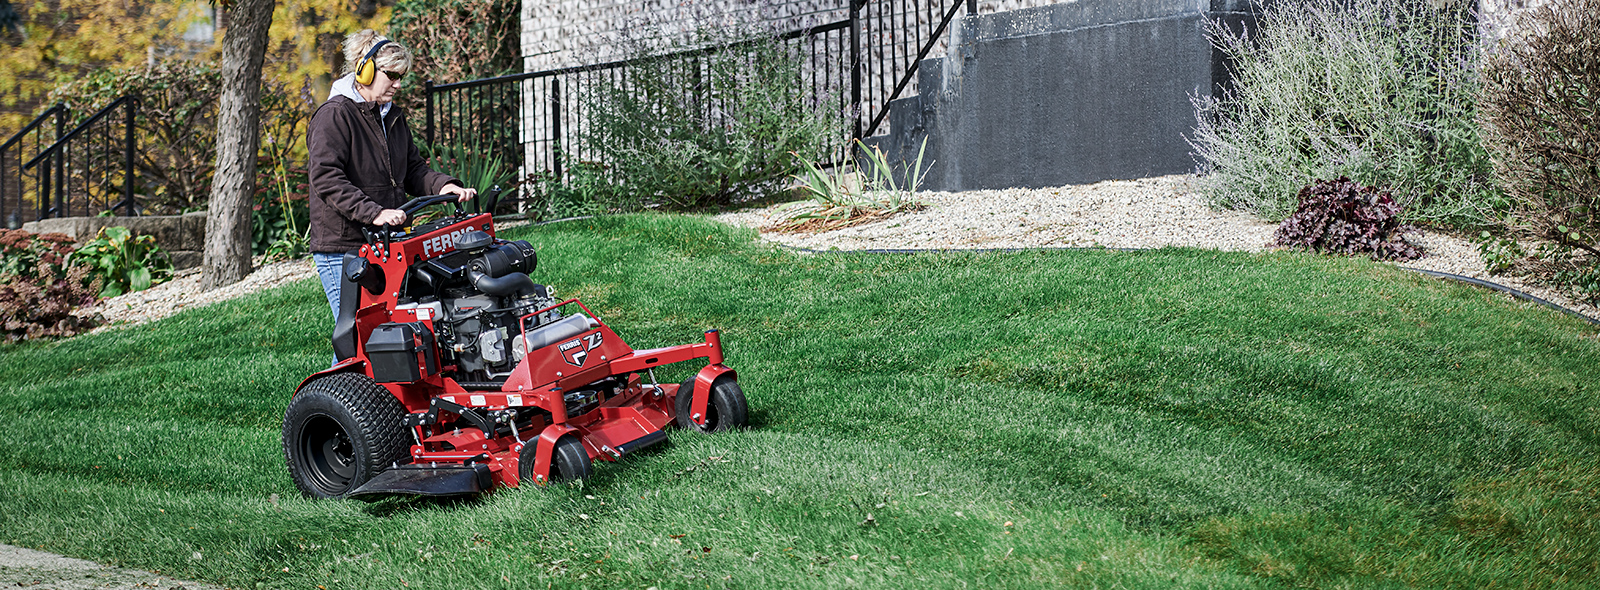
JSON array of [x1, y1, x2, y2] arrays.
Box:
[[1478, 0, 1600, 302], [1275, 177, 1423, 261], [0, 229, 101, 341], [1191, 0, 1499, 226], [47, 61, 219, 214], [389, 0, 521, 116], [70, 226, 173, 298], [573, 30, 838, 211], [521, 162, 621, 220], [390, 0, 520, 82]]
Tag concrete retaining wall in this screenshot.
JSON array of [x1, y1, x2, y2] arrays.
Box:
[[863, 0, 1261, 191], [22, 212, 207, 269]]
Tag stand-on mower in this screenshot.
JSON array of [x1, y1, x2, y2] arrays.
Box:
[[281, 192, 747, 498]]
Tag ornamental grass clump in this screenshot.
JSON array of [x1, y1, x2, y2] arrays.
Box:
[[0, 229, 102, 341], [777, 139, 928, 232], [1275, 177, 1423, 261]]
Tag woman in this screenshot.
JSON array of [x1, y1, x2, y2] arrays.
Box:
[[307, 30, 476, 325]]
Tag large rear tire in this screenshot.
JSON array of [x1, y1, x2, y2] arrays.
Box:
[[675, 376, 748, 433], [519, 435, 593, 484], [282, 372, 409, 498]]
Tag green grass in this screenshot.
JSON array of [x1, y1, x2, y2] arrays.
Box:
[[1, 214, 1597, 589]]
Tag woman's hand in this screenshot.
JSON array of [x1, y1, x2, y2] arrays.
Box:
[[441, 184, 478, 202], [372, 209, 407, 227]]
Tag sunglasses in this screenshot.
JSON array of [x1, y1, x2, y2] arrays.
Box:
[[382, 69, 407, 82]]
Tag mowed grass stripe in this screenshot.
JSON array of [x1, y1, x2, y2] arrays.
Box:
[[0, 213, 1594, 589]]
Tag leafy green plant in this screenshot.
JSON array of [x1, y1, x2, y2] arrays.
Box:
[[777, 138, 928, 231], [1274, 177, 1423, 261], [574, 30, 838, 211], [522, 161, 620, 220], [1473, 231, 1527, 275], [1552, 266, 1600, 306], [70, 226, 172, 297], [0, 228, 101, 340], [1191, 0, 1499, 226]]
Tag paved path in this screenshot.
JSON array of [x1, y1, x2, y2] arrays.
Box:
[[0, 544, 221, 590]]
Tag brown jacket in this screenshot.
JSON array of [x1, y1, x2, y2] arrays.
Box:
[[307, 95, 458, 253]]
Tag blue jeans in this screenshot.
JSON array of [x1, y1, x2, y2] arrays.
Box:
[[314, 252, 346, 366], [313, 252, 344, 323]]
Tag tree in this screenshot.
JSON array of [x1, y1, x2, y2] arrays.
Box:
[[201, 0, 274, 290]]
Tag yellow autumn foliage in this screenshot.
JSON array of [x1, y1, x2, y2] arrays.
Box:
[[0, 0, 389, 142]]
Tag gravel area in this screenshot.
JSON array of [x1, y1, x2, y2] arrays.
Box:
[[715, 174, 1600, 322], [82, 257, 318, 334], [78, 174, 1597, 333]]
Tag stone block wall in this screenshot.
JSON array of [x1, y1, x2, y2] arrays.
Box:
[[23, 212, 208, 269], [520, 0, 1067, 73]]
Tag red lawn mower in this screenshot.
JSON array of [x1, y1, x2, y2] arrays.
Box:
[[281, 192, 747, 498]]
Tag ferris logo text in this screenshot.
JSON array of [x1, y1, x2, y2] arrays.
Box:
[[559, 333, 603, 367], [422, 225, 484, 257]]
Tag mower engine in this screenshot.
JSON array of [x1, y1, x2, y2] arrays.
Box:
[[401, 229, 558, 381]]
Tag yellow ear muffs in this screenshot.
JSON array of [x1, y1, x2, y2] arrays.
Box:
[[355, 39, 391, 86]]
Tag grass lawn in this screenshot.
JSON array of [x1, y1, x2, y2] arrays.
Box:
[[1, 214, 1596, 589]]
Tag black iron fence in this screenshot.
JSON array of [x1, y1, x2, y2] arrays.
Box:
[[0, 104, 65, 228], [425, 0, 976, 191], [0, 0, 974, 224], [0, 97, 137, 226]]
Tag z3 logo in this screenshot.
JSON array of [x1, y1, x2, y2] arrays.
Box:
[[559, 332, 604, 367]]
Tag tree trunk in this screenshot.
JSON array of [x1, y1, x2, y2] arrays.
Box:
[[200, 0, 274, 290]]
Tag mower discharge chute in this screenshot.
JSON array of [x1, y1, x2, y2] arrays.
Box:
[[281, 192, 747, 498]]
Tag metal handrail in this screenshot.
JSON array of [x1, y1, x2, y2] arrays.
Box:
[[861, 0, 969, 138], [24, 95, 135, 171], [0, 104, 65, 153]]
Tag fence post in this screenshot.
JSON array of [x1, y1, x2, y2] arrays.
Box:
[[38, 154, 50, 220], [967, 0, 975, 15], [425, 79, 435, 148], [52, 110, 64, 218], [124, 98, 137, 217], [850, 0, 862, 145], [550, 79, 562, 182]]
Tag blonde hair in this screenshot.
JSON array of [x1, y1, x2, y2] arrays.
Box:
[[341, 30, 414, 77]]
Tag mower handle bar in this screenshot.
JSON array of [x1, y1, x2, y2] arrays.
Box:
[[399, 193, 464, 217], [360, 193, 466, 250], [361, 188, 504, 251]]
